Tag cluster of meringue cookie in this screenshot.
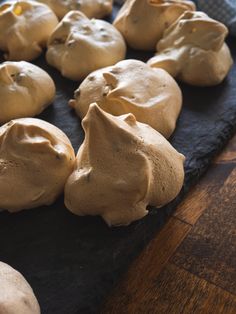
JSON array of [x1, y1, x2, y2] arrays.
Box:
[[112, 0, 233, 86], [1, 1, 234, 309]]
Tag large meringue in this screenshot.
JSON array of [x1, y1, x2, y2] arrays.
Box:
[[0, 262, 40, 314], [0, 0, 58, 61], [0, 61, 55, 125], [46, 11, 126, 81], [147, 11, 233, 86], [69, 59, 182, 138], [0, 118, 75, 212], [113, 0, 195, 50], [38, 0, 113, 20], [64, 104, 185, 226]]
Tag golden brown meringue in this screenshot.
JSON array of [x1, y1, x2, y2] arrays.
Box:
[[38, 0, 113, 20], [0, 118, 75, 212], [0, 61, 55, 125], [0, 0, 58, 61], [69, 59, 182, 138], [113, 0, 195, 50], [0, 262, 40, 314], [64, 104, 185, 226], [46, 11, 126, 81], [148, 11, 233, 86]]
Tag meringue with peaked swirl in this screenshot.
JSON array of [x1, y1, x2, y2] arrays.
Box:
[[0, 61, 55, 125], [147, 11, 233, 86], [113, 0, 195, 50], [0, 118, 75, 212], [46, 11, 126, 81], [64, 104, 185, 226], [38, 0, 113, 20], [0, 262, 40, 314], [0, 0, 58, 61], [69, 59, 182, 138]]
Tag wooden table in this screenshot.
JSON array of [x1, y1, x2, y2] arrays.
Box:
[[102, 134, 236, 313]]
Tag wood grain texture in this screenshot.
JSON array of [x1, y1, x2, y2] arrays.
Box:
[[103, 134, 236, 313], [174, 161, 235, 225], [172, 166, 236, 295], [102, 218, 191, 313]]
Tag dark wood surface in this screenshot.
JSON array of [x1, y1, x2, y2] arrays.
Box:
[[102, 134, 236, 314]]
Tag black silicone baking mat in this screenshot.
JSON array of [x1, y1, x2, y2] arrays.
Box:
[[0, 4, 236, 314]]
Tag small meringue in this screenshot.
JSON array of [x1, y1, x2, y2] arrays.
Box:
[[0, 61, 55, 125], [65, 104, 185, 226], [46, 11, 126, 81], [148, 11, 233, 86], [69, 59, 182, 138], [0, 0, 58, 61], [0, 118, 75, 212]]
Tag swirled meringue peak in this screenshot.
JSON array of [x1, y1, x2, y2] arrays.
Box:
[[0, 0, 58, 61], [0, 61, 55, 125], [64, 104, 185, 226], [0, 262, 40, 314], [0, 118, 75, 212], [148, 11, 233, 86], [69, 59, 182, 138], [113, 0, 195, 50]]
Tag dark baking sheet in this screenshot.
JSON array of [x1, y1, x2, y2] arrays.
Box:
[[0, 5, 236, 314]]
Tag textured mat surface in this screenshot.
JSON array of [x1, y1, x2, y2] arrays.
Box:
[[0, 6, 236, 314]]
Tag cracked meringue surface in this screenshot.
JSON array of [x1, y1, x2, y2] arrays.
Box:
[[0, 118, 75, 212], [0, 262, 40, 314], [64, 104, 185, 226], [46, 11, 126, 81], [69, 59, 182, 138], [0, 0, 58, 61], [113, 0, 195, 50], [38, 0, 113, 20], [0, 61, 55, 125], [147, 11, 233, 86]]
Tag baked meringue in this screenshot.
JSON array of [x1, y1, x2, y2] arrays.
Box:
[[0, 61, 55, 125], [113, 0, 195, 50], [0, 262, 40, 314], [148, 11, 233, 86], [0, 118, 75, 212], [64, 104, 185, 226], [46, 11, 126, 81], [69, 59, 182, 138], [0, 0, 58, 61], [38, 0, 113, 20]]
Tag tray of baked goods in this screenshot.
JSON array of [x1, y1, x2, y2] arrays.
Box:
[[0, 0, 235, 313]]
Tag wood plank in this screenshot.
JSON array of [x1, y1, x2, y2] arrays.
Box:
[[174, 162, 235, 225], [103, 263, 236, 314], [172, 167, 236, 295], [215, 135, 236, 164], [102, 218, 191, 313]]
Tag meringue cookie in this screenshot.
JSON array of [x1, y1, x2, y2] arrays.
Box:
[[113, 0, 195, 50], [0, 262, 40, 314], [38, 0, 113, 20], [69, 59, 182, 138], [0, 61, 55, 125], [147, 11, 233, 86], [0, 118, 75, 212], [65, 104, 185, 226], [46, 11, 126, 81], [0, 0, 58, 61]]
